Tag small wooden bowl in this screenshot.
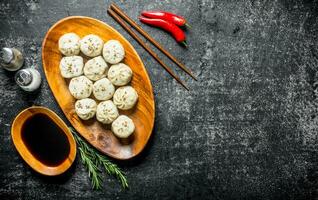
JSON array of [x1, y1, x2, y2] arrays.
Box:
[[11, 106, 77, 176]]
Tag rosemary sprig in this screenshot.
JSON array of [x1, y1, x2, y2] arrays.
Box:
[[70, 127, 128, 190], [74, 133, 102, 189], [96, 153, 128, 188]]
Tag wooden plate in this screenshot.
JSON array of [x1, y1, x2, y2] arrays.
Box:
[[42, 16, 155, 160]]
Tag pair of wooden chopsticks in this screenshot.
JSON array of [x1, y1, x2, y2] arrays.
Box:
[[107, 3, 197, 91]]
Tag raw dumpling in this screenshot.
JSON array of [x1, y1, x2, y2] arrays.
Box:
[[59, 56, 83, 78], [83, 56, 108, 81], [111, 115, 135, 138], [96, 100, 119, 124], [107, 63, 132, 86], [113, 86, 138, 110], [75, 98, 97, 120], [80, 34, 104, 57], [69, 76, 93, 99], [93, 78, 115, 101], [102, 40, 125, 64], [58, 33, 80, 56]]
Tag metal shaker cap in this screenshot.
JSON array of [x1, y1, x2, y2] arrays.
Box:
[[0, 48, 14, 64], [15, 69, 33, 87]]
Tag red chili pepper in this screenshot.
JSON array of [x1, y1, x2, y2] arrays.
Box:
[[139, 16, 187, 46], [141, 11, 190, 28]]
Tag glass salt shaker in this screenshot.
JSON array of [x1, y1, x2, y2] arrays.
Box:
[[15, 68, 41, 92], [0, 48, 24, 71]]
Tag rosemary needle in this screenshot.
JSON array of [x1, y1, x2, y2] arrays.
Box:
[[70, 127, 128, 190]]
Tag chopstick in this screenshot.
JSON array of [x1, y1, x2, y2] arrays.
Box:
[[110, 3, 197, 81], [107, 8, 189, 90]]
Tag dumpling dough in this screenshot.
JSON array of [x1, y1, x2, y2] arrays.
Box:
[[111, 115, 135, 138], [113, 86, 138, 110], [59, 56, 83, 78], [96, 100, 119, 124], [93, 78, 115, 101], [80, 34, 104, 57], [58, 33, 80, 56], [83, 56, 108, 81], [75, 98, 97, 120], [69, 76, 93, 99], [102, 40, 125, 64], [107, 63, 132, 86]]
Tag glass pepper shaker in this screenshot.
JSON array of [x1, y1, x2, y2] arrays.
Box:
[[15, 68, 41, 92], [0, 47, 24, 71]]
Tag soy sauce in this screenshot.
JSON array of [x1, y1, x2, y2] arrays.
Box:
[[21, 113, 70, 166]]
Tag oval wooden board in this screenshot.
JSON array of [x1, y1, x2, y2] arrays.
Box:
[[42, 16, 155, 160]]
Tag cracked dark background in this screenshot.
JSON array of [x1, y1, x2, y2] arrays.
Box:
[[1, 0, 318, 199]]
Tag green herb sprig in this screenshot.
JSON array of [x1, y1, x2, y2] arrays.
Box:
[[70, 127, 128, 190]]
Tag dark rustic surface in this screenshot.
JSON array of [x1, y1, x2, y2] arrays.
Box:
[[0, 0, 318, 199]]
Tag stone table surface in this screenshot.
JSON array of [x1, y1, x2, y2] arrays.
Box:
[[0, 0, 318, 199]]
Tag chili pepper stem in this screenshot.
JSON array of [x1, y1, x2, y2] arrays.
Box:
[[185, 23, 191, 29], [181, 41, 188, 48]]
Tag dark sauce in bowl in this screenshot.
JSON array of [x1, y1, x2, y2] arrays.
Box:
[[21, 113, 70, 166]]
